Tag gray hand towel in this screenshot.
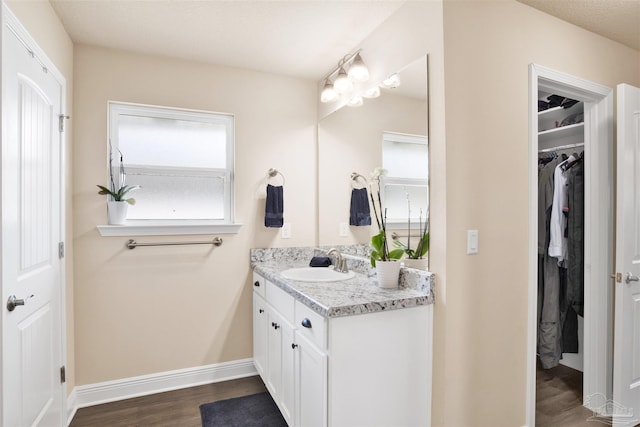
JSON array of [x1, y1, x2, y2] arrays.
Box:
[[349, 187, 371, 226], [265, 184, 284, 228]]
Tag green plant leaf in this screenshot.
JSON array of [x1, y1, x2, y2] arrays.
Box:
[[371, 231, 385, 254], [388, 248, 404, 260], [416, 233, 429, 258]]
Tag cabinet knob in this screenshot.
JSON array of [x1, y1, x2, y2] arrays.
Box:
[[291, 343, 298, 349], [301, 318, 312, 328], [254, 281, 260, 287], [259, 309, 264, 314], [271, 322, 279, 330]]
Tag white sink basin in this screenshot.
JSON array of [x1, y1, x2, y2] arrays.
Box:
[[281, 267, 355, 282]]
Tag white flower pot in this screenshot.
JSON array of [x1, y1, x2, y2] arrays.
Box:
[[107, 201, 128, 225], [375, 260, 401, 289], [402, 257, 429, 270]]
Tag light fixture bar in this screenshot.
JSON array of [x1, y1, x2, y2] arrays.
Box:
[[320, 49, 363, 83]]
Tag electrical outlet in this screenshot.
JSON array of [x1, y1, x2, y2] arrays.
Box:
[[339, 222, 349, 237], [282, 223, 291, 239]]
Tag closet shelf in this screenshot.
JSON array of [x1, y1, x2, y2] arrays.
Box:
[[538, 122, 584, 144], [538, 106, 564, 116]]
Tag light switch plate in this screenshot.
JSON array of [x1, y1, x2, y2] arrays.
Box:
[[467, 230, 478, 254], [339, 222, 349, 237], [282, 223, 291, 239]]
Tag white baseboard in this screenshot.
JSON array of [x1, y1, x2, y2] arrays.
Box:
[[68, 358, 257, 421], [66, 388, 78, 426]]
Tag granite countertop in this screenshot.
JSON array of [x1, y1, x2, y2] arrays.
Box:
[[251, 246, 435, 319]]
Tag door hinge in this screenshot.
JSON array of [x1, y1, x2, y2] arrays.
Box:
[[58, 115, 69, 133], [58, 242, 65, 259], [60, 366, 66, 384]]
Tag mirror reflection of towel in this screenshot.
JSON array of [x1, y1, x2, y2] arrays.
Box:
[[349, 187, 371, 226], [265, 184, 284, 228]]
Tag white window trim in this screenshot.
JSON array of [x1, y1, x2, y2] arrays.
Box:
[[97, 222, 242, 237], [99, 101, 241, 236]]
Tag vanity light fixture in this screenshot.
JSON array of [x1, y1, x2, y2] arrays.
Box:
[[333, 67, 353, 93], [321, 80, 339, 103], [347, 53, 370, 82], [319, 49, 370, 104], [363, 86, 381, 99], [381, 73, 401, 89]]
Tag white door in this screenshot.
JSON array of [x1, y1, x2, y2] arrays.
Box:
[[613, 83, 640, 427], [2, 20, 65, 427]]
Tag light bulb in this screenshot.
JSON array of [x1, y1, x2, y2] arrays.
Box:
[[347, 96, 363, 107], [381, 73, 401, 89], [363, 86, 380, 99], [347, 53, 369, 82], [320, 80, 338, 103], [333, 67, 353, 93]]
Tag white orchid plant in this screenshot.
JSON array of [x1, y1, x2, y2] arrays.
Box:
[[369, 167, 404, 267]]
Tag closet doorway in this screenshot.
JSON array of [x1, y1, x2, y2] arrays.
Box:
[[526, 64, 614, 426]]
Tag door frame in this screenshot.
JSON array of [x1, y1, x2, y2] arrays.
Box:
[[526, 64, 614, 426], [0, 3, 68, 424]]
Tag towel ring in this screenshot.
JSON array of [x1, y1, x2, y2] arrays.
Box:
[[267, 168, 285, 185], [350, 172, 368, 189]]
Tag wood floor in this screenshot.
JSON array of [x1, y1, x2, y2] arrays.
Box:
[[69, 365, 615, 427], [69, 375, 266, 427], [536, 361, 602, 427]]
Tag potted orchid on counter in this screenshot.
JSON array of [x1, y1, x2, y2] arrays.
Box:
[[369, 167, 404, 288]]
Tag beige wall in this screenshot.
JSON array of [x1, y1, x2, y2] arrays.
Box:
[[4, 0, 76, 393], [318, 92, 427, 246], [431, 1, 640, 425], [72, 45, 317, 384]]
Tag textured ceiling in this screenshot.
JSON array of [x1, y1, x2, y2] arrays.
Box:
[[516, 0, 640, 51], [49, 0, 404, 80], [49, 0, 639, 83]]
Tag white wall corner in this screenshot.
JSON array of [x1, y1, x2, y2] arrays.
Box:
[[72, 358, 258, 410]]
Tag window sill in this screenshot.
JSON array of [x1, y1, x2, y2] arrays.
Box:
[[97, 222, 243, 237]]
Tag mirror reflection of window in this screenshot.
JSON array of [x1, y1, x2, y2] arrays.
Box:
[[381, 132, 428, 226]]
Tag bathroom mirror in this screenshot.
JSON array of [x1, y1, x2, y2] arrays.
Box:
[[317, 56, 429, 253]]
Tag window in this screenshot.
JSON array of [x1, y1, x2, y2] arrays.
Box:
[[381, 132, 428, 226], [99, 102, 239, 236]]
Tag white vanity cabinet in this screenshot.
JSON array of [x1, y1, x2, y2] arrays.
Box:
[[252, 271, 433, 427], [253, 273, 297, 425]]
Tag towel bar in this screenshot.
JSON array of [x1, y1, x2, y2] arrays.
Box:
[[126, 237, 223, 250]]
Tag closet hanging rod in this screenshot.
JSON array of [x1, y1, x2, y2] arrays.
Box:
[[126, 237, 223, 250], [538, 142, 584, 153]]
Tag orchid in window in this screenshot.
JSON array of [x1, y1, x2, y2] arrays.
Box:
[[393, 194, 429, 260], [369, 167, 404, 266]]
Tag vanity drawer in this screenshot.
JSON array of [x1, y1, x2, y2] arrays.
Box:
[[266, 280, 294, 322], [295, 300, 326, 350], [252, 272, 266, 298]]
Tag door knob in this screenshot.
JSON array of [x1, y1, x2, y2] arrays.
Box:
[[626, 272, 639, 284], [6, 294, 33, 312]]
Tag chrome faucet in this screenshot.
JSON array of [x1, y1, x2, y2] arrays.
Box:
[[326, 248, 349, 273]]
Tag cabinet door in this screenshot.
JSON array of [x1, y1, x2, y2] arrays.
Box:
[[266, 309, 283, 397], [280, 319, 295, 426], [295, 332, 327, 427], [253, 293, 268, 378], [267, 309, 294, 426]]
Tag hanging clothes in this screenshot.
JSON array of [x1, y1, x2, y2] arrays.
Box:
[[538, 155, 563, 369], [537, 152, 584, 369]]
